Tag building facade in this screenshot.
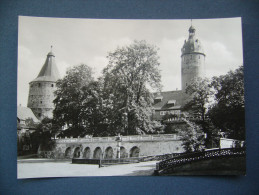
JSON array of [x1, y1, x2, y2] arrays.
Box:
[[27, 50, 60, 120]]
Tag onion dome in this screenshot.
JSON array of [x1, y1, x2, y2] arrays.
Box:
[[181, 25, 205, 56]]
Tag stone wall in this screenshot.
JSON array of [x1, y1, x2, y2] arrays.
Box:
[[181, 53, 205, 92], [39, 134, 184, 159], [27, 81, 56, 120]]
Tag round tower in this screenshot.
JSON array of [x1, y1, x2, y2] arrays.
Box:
[[181, 25, 205, 92], [27, 49, 60, 120]]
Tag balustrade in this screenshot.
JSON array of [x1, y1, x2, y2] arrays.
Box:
[[55, 134, 179, 143], [156, 147, 246, 172]]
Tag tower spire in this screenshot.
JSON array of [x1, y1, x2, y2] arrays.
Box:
[[51, 45, 53, 52]]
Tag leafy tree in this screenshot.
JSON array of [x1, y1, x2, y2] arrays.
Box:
[[183, 77, 212, 121], [209, 65, 245, 140], [29, 117, 58, 153], [53, 64, 100, 137], [179, 119, 205, 152], [102, 40, 162, 135], [182, 77, 219, 148]]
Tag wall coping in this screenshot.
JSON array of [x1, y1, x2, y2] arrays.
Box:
[[53, 134, 180, 143]]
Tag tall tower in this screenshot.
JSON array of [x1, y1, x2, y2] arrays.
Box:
[[181, 25, 205, 92], [27, 48, 60, 120]]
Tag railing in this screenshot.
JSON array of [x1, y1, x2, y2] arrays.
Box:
[[164, 116, 204, 123], [156, 147, 246, 174], [54, 134, 180, 143]]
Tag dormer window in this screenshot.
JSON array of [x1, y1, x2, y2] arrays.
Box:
[[167, 100, 176, 106], [154, 96, 163, 104]]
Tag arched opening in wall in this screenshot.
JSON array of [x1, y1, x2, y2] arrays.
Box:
[[65, 147, 72, 158], [93, 147, 102, 159], [104, 147, 113, 159], [73, 147, 81, 158], [129, 146, 140, 158], [120, 147, 127, 158], [83, 147, 91, 159]]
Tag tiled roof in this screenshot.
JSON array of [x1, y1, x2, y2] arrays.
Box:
[[17, 106, 39, 122], [153, 90, 185, 110], [31, 51, 60, 83]]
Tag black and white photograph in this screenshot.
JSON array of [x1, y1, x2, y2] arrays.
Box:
[[17, 16, 245, 178]]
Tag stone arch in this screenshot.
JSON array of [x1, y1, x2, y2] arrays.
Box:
[[130, 146, 140, 158], [65, 147, 72, 158], [120, 146, 127, 158], [83, 147, 91, 159], [73, 147, 81, 158], [93, 147, 102, 159], [104, 147, 113, 159]]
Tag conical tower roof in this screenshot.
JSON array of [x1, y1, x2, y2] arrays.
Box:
[[32, 50, 60, 82]]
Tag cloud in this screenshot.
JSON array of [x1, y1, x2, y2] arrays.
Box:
[[17, 45, 44, 106], [204, 40, 243, 78]]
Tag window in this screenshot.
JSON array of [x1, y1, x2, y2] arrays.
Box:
[[38, 83, 41, 87], [51, 84, 54, 87], [167, 100, 176, 106], [160, 111, 166, 115]]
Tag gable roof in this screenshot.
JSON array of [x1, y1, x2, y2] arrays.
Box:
[[153, 90, 185, 110], [17, 106, 39, 122]]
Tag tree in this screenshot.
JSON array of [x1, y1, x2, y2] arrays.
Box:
[[209, 65, 245, 140], [179, 120, 205, 152], [182, 77, 219, 148], [102, 40, 162, 135], [183, 77, 212, 121], [53, 64, 101, 137]]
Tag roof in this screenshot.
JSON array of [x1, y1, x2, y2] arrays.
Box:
[[17, 106, 39, 122], [31, 51, 60, 83], [153, 90, 184, 110], [181, 25, 205, 56]]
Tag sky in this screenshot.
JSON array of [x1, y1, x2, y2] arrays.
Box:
[[18, 16, 243, 106]]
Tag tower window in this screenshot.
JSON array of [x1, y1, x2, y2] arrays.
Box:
[[38, 83, 41, 87], [40, 101, 42, 104], [51, 84, 54, 87]]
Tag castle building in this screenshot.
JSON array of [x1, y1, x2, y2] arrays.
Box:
[[27, 49, 60, 120], [152, 25, 205, 121]]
